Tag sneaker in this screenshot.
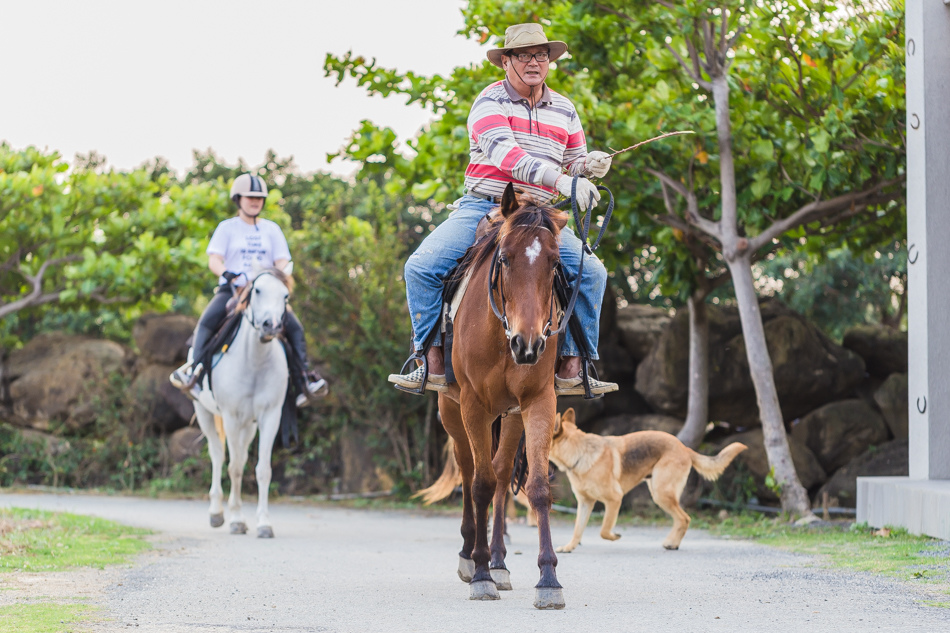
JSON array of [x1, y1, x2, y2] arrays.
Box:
[[168, 363, 192, 390], [387, 365, 448, 393], [554, 374, 619, 397], [296, 376, 329, 407]]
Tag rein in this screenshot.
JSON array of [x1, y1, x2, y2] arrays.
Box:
[[488, 176, 615, 341]]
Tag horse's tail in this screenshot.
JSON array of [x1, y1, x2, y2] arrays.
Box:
[[213, 415, 226, 446], [413, 437, 462, 505]]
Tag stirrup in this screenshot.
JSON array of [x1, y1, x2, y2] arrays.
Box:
[[390, 352, 429, 395]]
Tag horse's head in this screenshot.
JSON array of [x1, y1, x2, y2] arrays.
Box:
[[492, 183, 568, 365], [240, 268, 294, 343]]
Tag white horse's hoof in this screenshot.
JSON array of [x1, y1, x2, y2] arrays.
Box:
[[257, 525, 274, 538], [490, 568, 512, 590], [230, 521, 248, 535], [457, 556, 475, 583], [469, 580, 500, 601], [534, 587, 565, 610], [210, 513, 225, 528]]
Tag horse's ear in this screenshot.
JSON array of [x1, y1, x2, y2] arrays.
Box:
[[500, 183, 518, 218], [282, 261, 294, 275]]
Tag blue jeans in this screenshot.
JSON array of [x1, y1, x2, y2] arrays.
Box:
[[404, 195, 607, 360]]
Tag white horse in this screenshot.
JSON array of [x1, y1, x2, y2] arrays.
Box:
[[190, 266, 293, 538]]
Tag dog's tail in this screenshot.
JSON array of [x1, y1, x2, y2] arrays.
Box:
[[689, 442, 747, 481], [413, 437, 463, 505]]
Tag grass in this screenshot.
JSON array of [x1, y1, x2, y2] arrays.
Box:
[[0, 507, 150, 572], [0, 604, 96, 633]]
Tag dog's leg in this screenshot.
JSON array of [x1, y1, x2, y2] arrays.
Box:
[[556, 493, 595, 553], [599, 493, 623, 542], [649, 464, 692, 550]]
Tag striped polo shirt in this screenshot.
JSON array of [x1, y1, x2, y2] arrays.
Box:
[[464, 79, 589, 203]]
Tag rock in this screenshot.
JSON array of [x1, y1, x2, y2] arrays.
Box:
[[817, 440, 908, 508], [7, 334, 132, 431], [169, 426, 205, 464], [636, 299, 866, 428], [587, 413, 683, 437], [791, 399, 890, 474], [130, 363, 192, 433], [17, 428, 72, 456], [717, 428, 827, 503], [873, 373, 908, 441], [842, 325, 907, 378], [132, 313, 196, 365], [614, 303, 672, 363]]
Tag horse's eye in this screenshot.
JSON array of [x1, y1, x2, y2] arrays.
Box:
[[499, 255, 509, 267], [255, 288, 261, 294]]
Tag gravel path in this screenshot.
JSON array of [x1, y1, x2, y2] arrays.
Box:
[[2, 491, 947, 632]]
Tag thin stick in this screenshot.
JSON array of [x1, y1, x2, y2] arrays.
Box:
[[606, 130, 695, 158]]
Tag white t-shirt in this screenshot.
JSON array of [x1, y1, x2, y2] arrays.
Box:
[[206, 217, 291, 286]]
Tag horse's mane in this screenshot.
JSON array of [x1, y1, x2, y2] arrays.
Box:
[[233, 267, 295, 313], [451, 200, 567, 283]]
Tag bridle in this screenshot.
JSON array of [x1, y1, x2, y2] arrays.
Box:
[[488, 177, 615, 342], [234, 271, 288, 333]]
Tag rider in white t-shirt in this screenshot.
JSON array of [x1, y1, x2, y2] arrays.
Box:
[[170, 172, 327, 406]]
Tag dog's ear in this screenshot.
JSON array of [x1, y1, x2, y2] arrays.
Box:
[[552, 412, 562, 437], [563, 407, 576, 426]]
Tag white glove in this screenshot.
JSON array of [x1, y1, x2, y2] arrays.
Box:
[[555, 175, 600, 212], [585, 151, 612, 178]]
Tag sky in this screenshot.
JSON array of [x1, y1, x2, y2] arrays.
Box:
[[2, 0, 486, 177]]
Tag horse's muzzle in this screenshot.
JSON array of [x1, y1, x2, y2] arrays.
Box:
[[260, 320, 283, 342], [510, 334, 545, 365]]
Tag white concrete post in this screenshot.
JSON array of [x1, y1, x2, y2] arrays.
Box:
[[857, 0, 950, 539]]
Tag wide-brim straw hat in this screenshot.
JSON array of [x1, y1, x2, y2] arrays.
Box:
[[486, 23, 568, 68]]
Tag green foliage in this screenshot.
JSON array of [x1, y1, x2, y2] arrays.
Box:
[[0, 507, 149, 572]]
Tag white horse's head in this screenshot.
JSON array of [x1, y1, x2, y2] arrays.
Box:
[[242, 269, 293, 342]]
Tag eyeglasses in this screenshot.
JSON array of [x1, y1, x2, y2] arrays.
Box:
[[507, 50, 550, 63]]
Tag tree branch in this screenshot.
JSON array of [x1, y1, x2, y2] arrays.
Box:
[[747, 177, 905, 252], [646, 168, 722, 238], [0, 255, 82, 320]]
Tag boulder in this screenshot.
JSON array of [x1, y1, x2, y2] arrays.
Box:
[[614, 303, 672, 363], [636, 299, 866, 428], [791, 399, 890, 474], [169, 426, 205, 464], [817, 440, 908, 508], [7, 334, 132, 431], [130, 363, 192, 433], [873, 373, 908, 441], [717, 428, 827, 503], [842, 324, 907, 378], [132, 313, 196, 365], [587, 413, 683, 437], [593, 293, 655, 418]]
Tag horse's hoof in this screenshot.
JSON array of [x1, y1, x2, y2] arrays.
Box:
[[490, 568, 512, 590], [257, 525, 274, 538], [534, 587, 566, 610], [230, 521, 248, 535], [469, 580, 501, 601], [209, 513, 225, 528], [457, 556, 475, 583]]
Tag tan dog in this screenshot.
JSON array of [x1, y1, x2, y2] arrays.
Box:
[[550, 408, 746, 552]]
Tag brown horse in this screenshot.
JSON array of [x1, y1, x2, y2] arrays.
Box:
[[438, 182, 568, 609]]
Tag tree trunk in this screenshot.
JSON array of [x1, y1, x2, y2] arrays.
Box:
[[677, 291, 709, 449], [709, 74, 815, 520], [728, 256, 814, 518]]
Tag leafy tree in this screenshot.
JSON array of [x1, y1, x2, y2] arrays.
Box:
[[325, 0, 905, 516]]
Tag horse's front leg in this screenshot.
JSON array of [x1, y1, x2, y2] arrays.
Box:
[[489, 414, 524, 591], [522, 397, 565, 610], [193, 406, 225, 528], [439, 396, 476, 583], [462, 402, 500, 601], [254, 405, 282, 538], [225, 417, 255, 535]]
